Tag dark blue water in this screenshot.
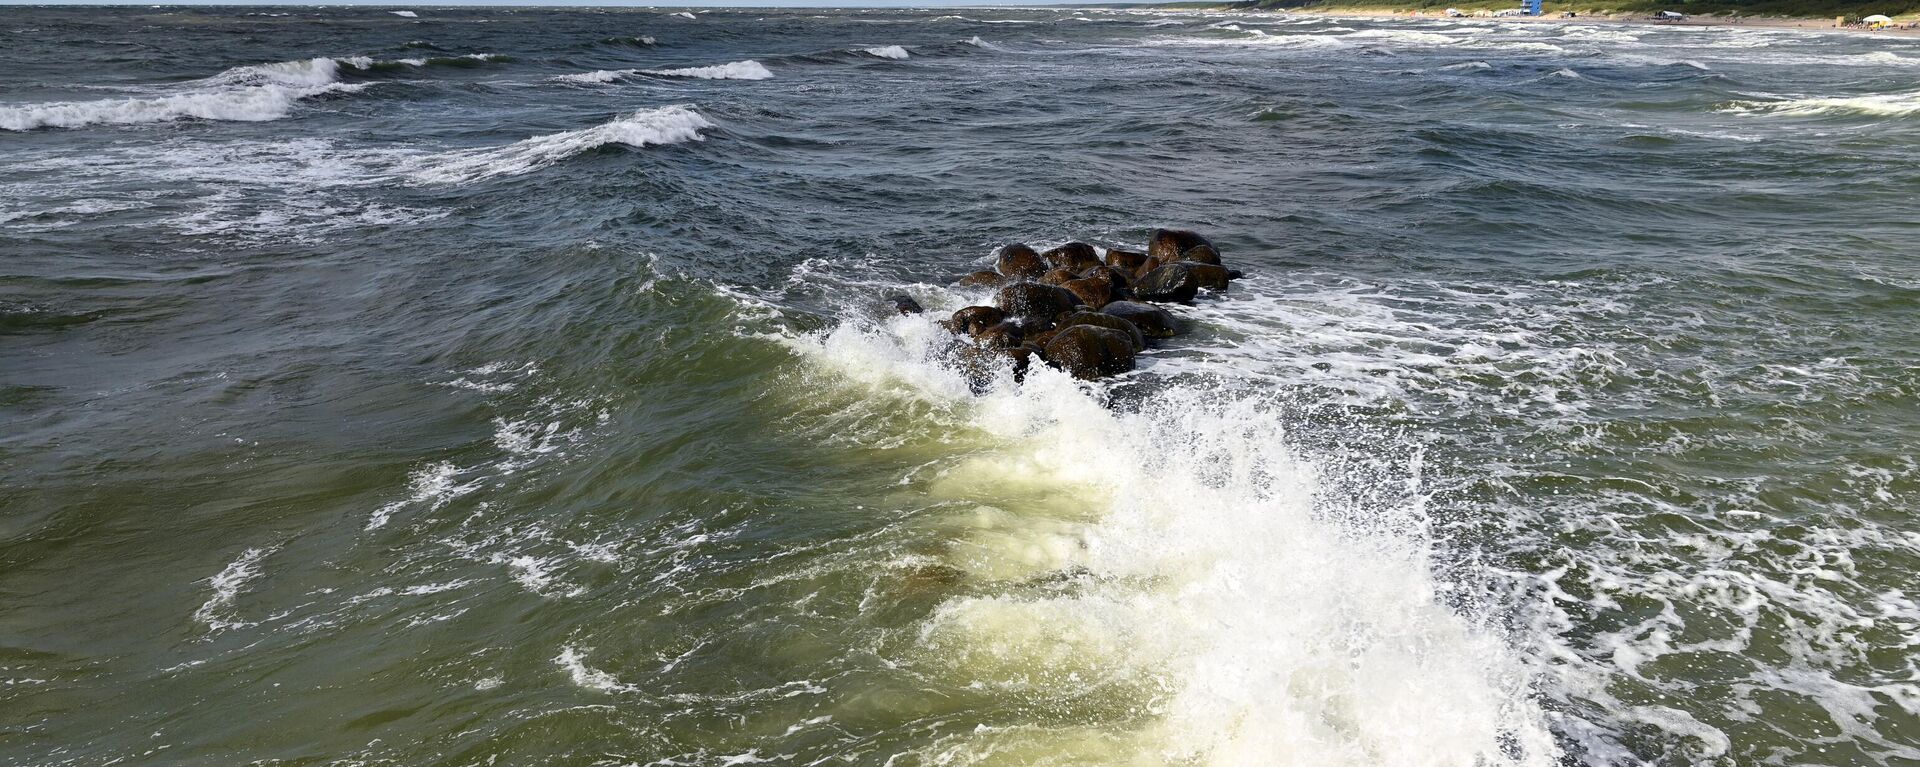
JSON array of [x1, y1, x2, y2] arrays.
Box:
[[4, 7, 1918, 766]]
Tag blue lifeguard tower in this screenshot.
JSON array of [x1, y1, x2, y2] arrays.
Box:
[[1524, 0, 1543, 13]]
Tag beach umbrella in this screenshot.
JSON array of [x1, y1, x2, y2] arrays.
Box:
[[1863, 14, 1893, 24]]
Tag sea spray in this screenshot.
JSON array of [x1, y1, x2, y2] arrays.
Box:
[[785, 305, 1562, 766]]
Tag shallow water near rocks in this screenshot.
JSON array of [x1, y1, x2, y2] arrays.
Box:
[[3, 7, 1918, 767]]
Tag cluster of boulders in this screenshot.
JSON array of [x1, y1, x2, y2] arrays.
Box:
[[888, 229, 1242, 382]]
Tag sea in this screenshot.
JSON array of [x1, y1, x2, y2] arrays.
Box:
[[3, 5, 1917, 766]]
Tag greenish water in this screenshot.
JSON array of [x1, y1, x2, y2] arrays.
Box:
[[3, 7, 1918, 766]]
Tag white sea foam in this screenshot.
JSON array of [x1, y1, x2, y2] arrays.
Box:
[[556, 646, 639, 691], [367, 461, 480, 530], [781, 296, 1561, 766], [390, 10, 417, 17], [1721, 89, 1920, 117], [862, 45, 910, 60], [641, 60, 773, 80], [0, 57, 370, 131], [404, 104, 715, 184], [673, 11, 696, 19], [554, 68, 636, 84], [193, 546, 275, 631]]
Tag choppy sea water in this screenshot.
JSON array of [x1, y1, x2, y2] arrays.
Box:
[[3, 6, 1918, 766]]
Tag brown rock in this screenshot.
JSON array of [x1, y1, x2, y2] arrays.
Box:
[[1104, 248, 1147, 273], [1041, 242, 1101, 273], [995, 282, 1080, 323], [996, 243, 1046, 279], [1177, 244, 1222, 266], [1043, 325, 1137, 380], [1133, 263, 1205, 303], [1134, 255, 1165, 281], [1189, 263, 1231, 292], [1102, 301, 1181, 338], [948, 305, 1006, 335], [888, 295, 924, 315], [1061, 277, 1118, 310], [1059, 310, 1146, 352], [973, 320, 1025, 350], [1079, 265, 1132, 290], [1039, 267, 1080, 286], [1148, 229, 1215, 262], [956, 270, 1007, 289]]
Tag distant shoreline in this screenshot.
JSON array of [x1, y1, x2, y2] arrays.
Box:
[[1173, 6, 1920, 37]]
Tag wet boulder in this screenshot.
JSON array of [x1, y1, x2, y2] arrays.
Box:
[[1039, 267, 1080, 286], [996, 243, 1047, 280], [1079, 265, 1132, 291], [1102, 301, 1181, 339], [1189, 263, 1231, 292], [1104, 248, 1147, 273], [995, 282, 1080, 324], [1134, 255, 1165, 281], [1059, 309, 1146, 352], [948, 305, 1007, 335], [1133, 262, 1206, 303], [1176, 244, 1222, 266], [1041, 242, 1101, 273], [887, 295, 924, 315], [1043, 325, 1137, 380], [1148, 229, 1215, 262], [973, 320, 1025, 350], [956, 270, 1008, 289], [1006, 345, 1038, 382], [1061, 277, 1119, 310]]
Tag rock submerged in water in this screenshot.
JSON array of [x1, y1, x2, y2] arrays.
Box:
[[1101, 301, 1180, 339], [925, 227, 1240, 381], [995, 282, 1080, 324], [955, 270, 1006, 288], [1044, 325, 1136, 380], [1060, 277, 1118, 310], [948, 305, 1006, 335], [888, 295, 924, 315], [1058, 309, 1146, 352], [1133, 262, 1204, 303]]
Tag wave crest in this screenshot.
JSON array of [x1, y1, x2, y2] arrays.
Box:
[[641, 60, 773, 80], [404, 104, 715, 184], [1721, 89, 1920, 117]]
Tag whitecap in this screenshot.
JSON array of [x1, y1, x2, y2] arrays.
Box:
[[641, 60, 773, 80], [554, 68, 636, 84], [404, 104, 715, 184], [862, 45, 910, 60], [390, 10, 417, 17], [1721, 89, 1920, 117], [0, 57, 368, 131], [193, 547, 276, 631]]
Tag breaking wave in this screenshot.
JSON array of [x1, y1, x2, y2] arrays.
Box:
[[779, 280, 1563, 767], [641, 60, 773, 80], [1720, 89, 1920, 117], [862, 45, 910, 60], [403, 104, 715, 184], [0, 56, 369, 130]]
